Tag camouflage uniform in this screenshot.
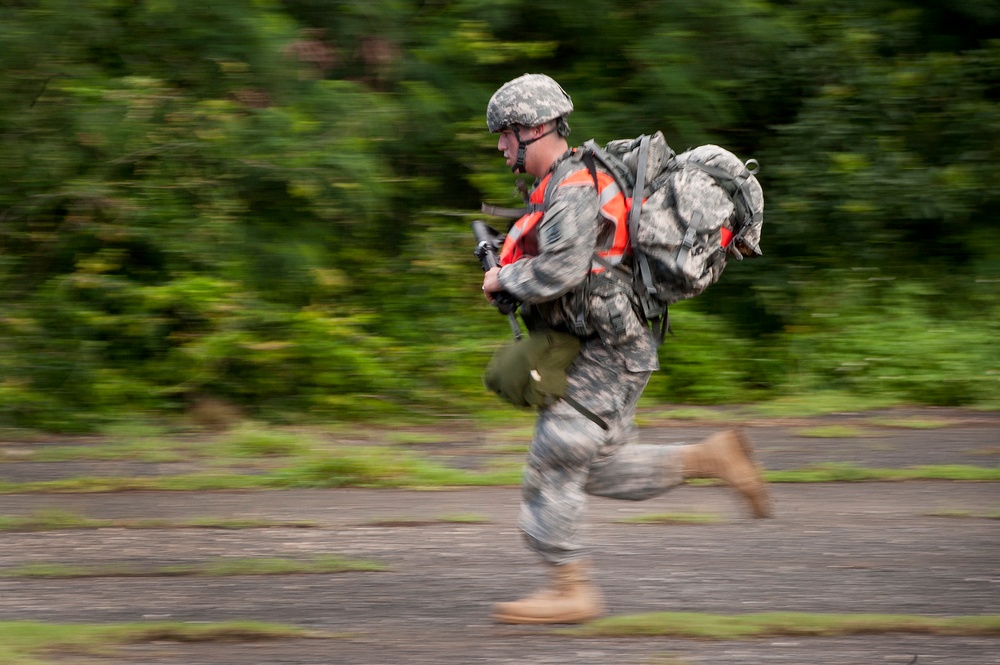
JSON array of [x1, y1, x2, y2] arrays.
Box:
[[485, 76, 769, 627], [498, 152, 687, 565]]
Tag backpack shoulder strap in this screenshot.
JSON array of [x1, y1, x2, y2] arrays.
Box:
[[581, 139, 634, 191], [588, 136, 672, 345]]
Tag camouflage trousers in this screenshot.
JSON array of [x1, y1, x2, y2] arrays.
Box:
[[519, 342, 686, 565]]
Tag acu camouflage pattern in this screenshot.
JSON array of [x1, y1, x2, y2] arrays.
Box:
[[501, 139, 764, 563], [497, 152, 660, 373], [597, 132, 765, 306], [495, 147, 678, 565], [487, 73, 574, 133], [487, 75, 761, 568], [519, 337, 686, 565], [675, 144, 764, 257]]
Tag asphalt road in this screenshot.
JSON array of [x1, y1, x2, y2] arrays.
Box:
[[1, 409, 998, 664]]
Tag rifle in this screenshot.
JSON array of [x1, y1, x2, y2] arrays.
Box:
[[471, 220, 522, 341]]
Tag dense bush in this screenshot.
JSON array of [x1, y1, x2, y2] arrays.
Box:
[[2, 0, 998, 430]]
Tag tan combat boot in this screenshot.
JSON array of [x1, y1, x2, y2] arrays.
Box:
[[681, 429, 773, 518], [492, 561, 605, 624]]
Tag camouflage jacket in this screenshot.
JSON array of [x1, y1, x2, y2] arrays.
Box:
[[497, 150, 659, 373]]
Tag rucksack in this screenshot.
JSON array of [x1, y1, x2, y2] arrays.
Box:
[[581, 132, 764, 342], [480, 131, 764, 344]]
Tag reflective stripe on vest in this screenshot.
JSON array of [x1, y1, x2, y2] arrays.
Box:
[[498, 166, 632, 272]]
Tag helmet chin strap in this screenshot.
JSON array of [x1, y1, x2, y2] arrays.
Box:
[[511, 125, 557, 174]]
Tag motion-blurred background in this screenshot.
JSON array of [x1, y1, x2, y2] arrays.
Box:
[[2, 0, 997, 432]]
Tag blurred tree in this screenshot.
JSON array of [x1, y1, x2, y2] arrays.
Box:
[[1, 0, 997, 429], [0, 0, 412, 428], [755, 1, 1000, 317]]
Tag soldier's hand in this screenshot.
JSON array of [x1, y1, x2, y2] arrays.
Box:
[[482, 266, 502, 298]]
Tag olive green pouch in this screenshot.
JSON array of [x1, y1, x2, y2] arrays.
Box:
[[483, 330, 581, 408]]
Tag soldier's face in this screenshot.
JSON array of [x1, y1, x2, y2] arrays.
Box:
[[497, 128, 520, 168]]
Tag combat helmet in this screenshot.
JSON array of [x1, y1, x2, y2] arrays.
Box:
[[487, 73, 573, 133], [487, 73, 573, 173]]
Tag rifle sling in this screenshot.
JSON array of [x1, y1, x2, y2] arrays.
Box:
[[561, 394, 609, 431], [481, 203, 528, 219]]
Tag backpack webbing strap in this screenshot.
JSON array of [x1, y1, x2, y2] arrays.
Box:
[[626, 136, 656, 295], [586, 139, 670, 346], [591, 253, 624, 278], [592, 253, 671, 346], [582, 140, 636, 190], [582, 149, 599, 187], [648, 308, 671, 345], [675, 210, 703, 271], [625, 137, 667, 330], [682, 160, 762, 258]]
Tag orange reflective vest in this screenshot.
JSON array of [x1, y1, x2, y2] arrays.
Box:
[[499, 165, 631, 273], [497, 160, 735, 272]]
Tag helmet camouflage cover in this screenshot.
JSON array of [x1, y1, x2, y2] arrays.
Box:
[[487, 73, 574, 133]]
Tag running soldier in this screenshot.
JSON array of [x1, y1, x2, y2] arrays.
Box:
[[481, 73, 773, 625]]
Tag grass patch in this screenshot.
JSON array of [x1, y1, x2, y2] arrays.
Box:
[[440, 512, 490, 523], [0, 463, 522, 494], [615, 512, 721, 526], [765, 463, 1000, 483], [0, 620, 328, 665], [216, 425, 312, 458], [794, 425, 865, 438], [0, 440, 995, 495], [264, 446, 520, 489], [0, 509, 101, 530], [562, 611, 1000, 639], [487, 442, 530, 454], [749, 392, 899, 418], [97, 419, 174, 439], [471, 410, 537, 431], [0, 509, 316, 531], [637, 407, 735, 425], [0, 555, 385, 579], [867, 417, 951, 429], [0, 473, 274, 493], [361, 518, 440, 527], [383, 431, 454, 446], [925, 509, 1000, 520], [490, 424, 536, 440]]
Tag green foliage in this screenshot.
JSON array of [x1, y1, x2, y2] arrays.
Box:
[[776, 278, 1000, 406], [761, 2, 1000, 279], [1, 0, 998, 431], [645, 304, 766, 404], [218, 425, 312, 457], [267, 446, 520, 488]]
